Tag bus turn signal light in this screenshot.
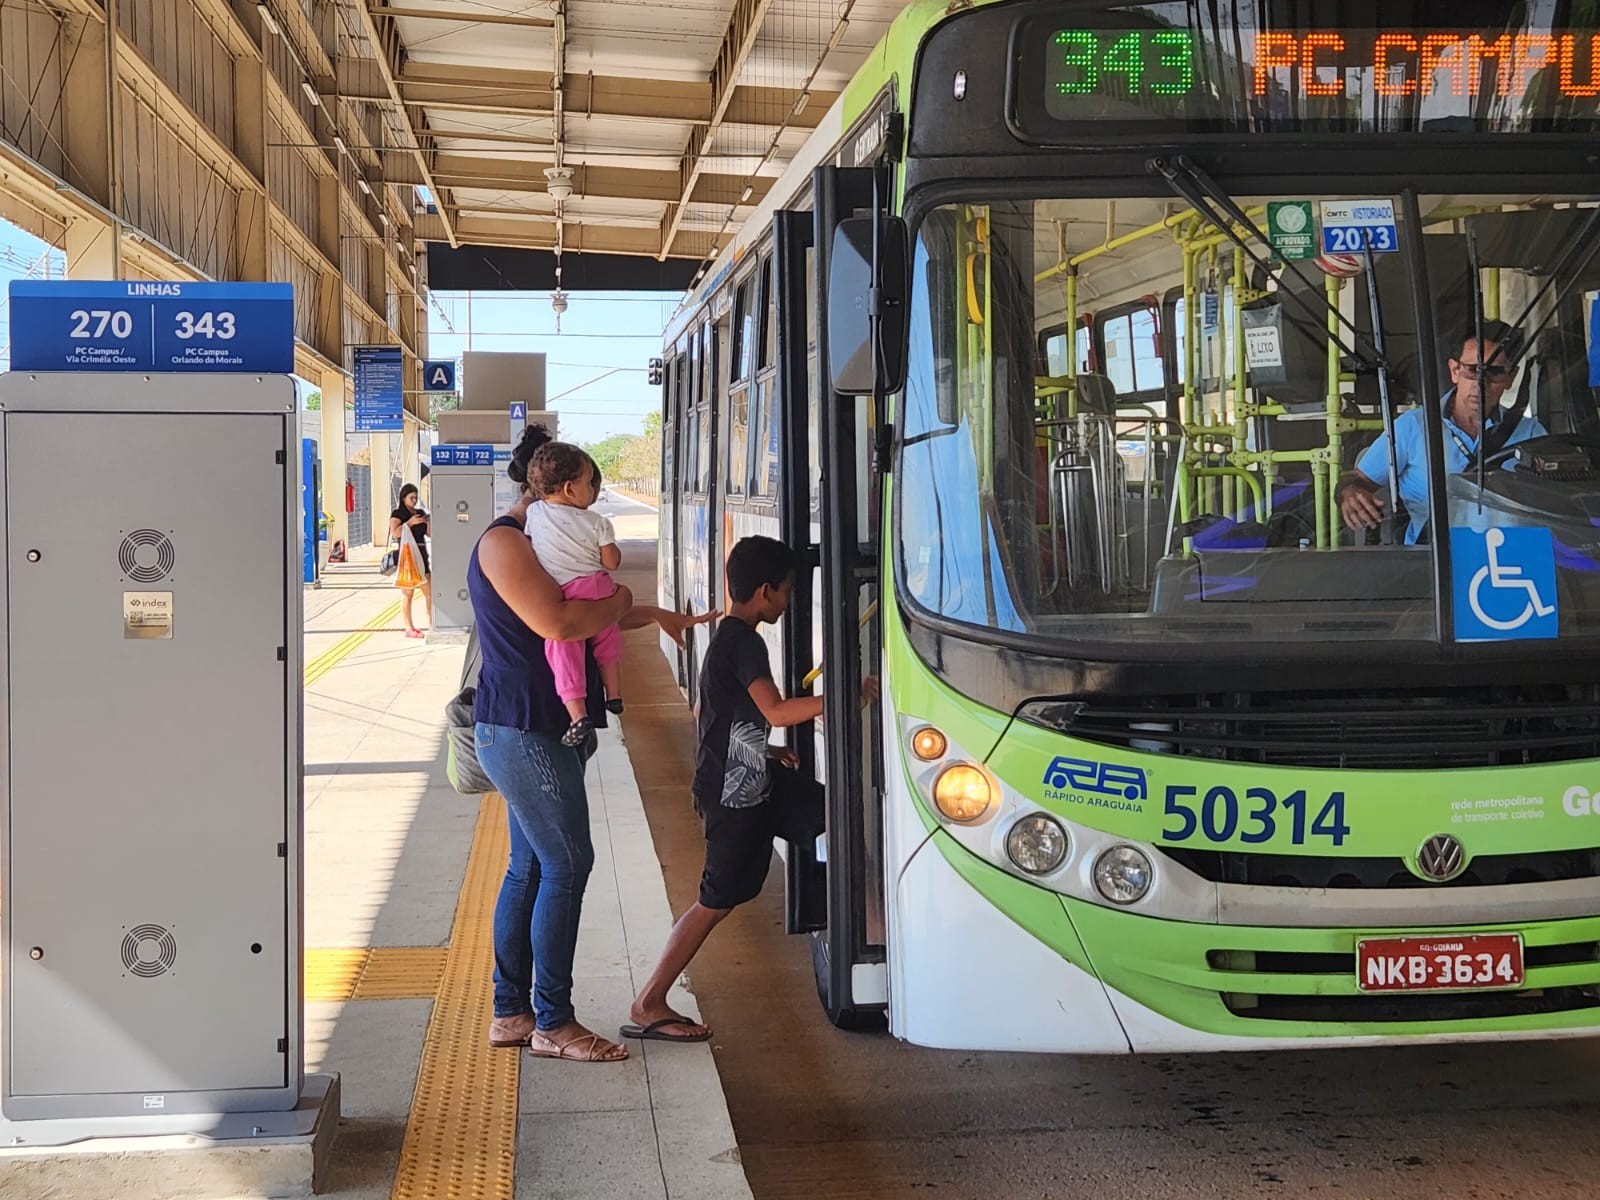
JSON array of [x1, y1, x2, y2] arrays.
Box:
[[933, 764, 993, 823], [911, 726, 947, 761]]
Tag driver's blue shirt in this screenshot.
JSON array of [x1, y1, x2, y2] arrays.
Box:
[[1355, 394, 1546, 544]]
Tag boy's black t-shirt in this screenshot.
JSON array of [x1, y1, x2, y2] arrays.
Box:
[[693, 616, 773, 810]]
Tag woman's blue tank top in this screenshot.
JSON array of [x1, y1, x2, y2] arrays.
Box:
[[467, 515, 603, 734]]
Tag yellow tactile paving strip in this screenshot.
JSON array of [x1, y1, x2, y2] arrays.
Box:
[[304, 947, 448, 1002], [304, 598, 404, 687], [392, 793, 518, 1200]]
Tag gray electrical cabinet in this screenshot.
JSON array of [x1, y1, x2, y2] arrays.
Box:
[[429, 445, 512, 637], [0, 372, 303, 1121]]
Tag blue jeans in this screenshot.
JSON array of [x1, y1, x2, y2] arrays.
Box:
[[476, 724, 594, 1031]]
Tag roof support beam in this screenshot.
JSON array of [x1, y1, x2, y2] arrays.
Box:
[[415, 211, 667, 256], [393, 63, 831, 130], [398, 63, 710, 125], [657, 0, 774, 260], [368, 4, 554, 28], [430, 154, 776, 207], [357, 4, 460, 246]]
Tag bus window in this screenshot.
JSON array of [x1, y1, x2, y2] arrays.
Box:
[[751, 377, 781, 499], [685, 333, 702, 494], [749, 258, 779, 501], [728, 387, 750, 496], [759, 257, 775, 373], [662, 356, 679, 492], [732, 277, 756, 384], [1042, 320, 1091, 376], [1099, 302, 1165, 396], [696, 321, 715, 494]]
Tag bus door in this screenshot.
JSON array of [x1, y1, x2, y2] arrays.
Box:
[[682, 317, 722, 700], [659, 352, 684, 688], [776, 163, 889, 1028]]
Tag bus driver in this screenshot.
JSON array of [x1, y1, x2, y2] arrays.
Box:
[[1335, 320, 1547, 544]]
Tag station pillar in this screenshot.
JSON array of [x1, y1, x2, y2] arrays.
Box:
[[401, 413, 423, 504], [369, 431, 393, 547], [63, 218, 119, 280], [319, 373, 349, 555]]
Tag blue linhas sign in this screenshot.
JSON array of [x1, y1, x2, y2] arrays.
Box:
[[431, 444, 496, 467], [7, 281, 294, 373], [353, 345, 405, 432]]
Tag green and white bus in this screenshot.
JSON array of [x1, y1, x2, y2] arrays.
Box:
[[659, 0, 1600, 1050]]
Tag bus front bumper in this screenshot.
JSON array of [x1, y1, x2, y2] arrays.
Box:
[[888, 830, 1600, 1053]]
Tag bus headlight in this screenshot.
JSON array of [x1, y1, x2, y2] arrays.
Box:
[[1093, 846, 1153, 905], [932, 764, 993, 823], [1006, 815, 1068, 875], [910, 726, 947, 761]]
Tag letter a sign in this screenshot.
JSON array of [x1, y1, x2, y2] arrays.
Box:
[[422, 359, 456, 392]]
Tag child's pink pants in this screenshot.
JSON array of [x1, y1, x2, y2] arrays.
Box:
[[546, 571, 622, 703]]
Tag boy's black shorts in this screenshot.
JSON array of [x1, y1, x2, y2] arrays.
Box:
[[696, 765, 824, 910]]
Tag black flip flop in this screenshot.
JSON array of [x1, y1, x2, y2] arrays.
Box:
[[619, 1016, 712, 1043]]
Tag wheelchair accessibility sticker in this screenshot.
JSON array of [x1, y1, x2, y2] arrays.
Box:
[[1450, 526, 1558, 641]]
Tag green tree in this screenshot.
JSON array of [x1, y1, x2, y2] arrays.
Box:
[[583, 433, 635, 477], [430, 393, 463, 424]]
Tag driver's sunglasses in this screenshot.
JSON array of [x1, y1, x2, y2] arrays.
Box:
[[1455, 360, 1513, 381]]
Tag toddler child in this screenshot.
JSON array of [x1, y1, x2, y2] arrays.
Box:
[[523, 441, 625, 746]]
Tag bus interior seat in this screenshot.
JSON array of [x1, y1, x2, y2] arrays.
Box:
[[1075, 372, 1118, 415]]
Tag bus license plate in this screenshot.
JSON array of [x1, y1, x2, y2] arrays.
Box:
[[1356, 934, 1524, 993]]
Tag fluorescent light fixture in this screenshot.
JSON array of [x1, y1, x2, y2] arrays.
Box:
[[256, 3, 281, 36], [377, 211, 389, 226], [332, 135, 348, 157], [357, 178, 372, 196], [740, 184, 753, 203], [301, 81, 321, 108], [791, 90, 811, 115]]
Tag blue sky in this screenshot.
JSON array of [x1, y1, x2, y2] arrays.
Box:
[[427, 290, 679, 445], [1, 216, 679, 444], [0, 222, 66, 370]]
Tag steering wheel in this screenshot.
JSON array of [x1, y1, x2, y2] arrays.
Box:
[[1480, 433, 1600, 474]]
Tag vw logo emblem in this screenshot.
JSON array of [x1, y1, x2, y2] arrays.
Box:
[[1415, 834, 1467, 882]]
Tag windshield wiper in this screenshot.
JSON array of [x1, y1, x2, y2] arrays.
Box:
[[1360, 233, 1403, 544], [1148, 155, 1377, 368]]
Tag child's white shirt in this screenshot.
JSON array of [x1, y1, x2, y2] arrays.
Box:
[[524, 501, 616, 586]]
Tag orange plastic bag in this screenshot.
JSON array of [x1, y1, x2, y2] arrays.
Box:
[[395, 527, 425, 590]]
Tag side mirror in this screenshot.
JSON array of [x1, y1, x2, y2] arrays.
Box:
[[826, 215, 908, 396]]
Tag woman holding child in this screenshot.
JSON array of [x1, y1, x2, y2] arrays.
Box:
[[468, 424, 706, 1063]]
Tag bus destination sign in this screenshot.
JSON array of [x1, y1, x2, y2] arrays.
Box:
[[1014, 16, 1600, 136]]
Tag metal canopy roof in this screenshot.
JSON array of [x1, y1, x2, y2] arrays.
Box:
[[391, 0, 908, 270]]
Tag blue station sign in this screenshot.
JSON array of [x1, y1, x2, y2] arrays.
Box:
[[431, 444, 498, 467], [7, 281, 294, 373], [353, 345, 405, 432], [422, 360, 457, 392]]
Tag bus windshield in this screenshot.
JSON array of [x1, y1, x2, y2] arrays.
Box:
[[896, 191, 1600, 650]]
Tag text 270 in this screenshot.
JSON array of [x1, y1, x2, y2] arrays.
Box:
[[1161, 785, 1349, 846]]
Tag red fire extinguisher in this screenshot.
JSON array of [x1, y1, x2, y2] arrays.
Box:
[[345, 481, 355, 513]]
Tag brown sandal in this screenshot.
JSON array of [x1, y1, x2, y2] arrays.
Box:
[[527, 1027, 628, 1063], [488, 1014, 537, 1048]]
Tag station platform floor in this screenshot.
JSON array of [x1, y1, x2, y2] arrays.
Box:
[[299, 551, 751, 1200]]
